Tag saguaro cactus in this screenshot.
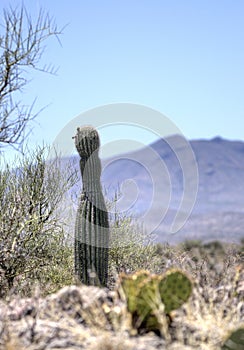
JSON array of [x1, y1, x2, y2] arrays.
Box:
[[74, 126, 109, 286]]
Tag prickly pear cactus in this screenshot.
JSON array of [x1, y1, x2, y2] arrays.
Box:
[[221, 327, 244, 350], [158, 269, 192, 313], [74, 126, 109, 287], [118, 269, 192, 334]]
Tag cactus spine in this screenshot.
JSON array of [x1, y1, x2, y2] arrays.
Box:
[[74, 126, 109, 286]]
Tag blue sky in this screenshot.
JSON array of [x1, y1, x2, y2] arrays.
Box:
[[1, 0, 244, 158]]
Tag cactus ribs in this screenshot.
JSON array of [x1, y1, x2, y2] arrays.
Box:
[[74, 126, 109, 287]]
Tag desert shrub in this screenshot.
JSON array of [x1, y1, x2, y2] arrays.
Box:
[[12, 243, 74, 297], [0, 147, 76, 297], [181, 239, 202, 251], [108, 214, 164, 288]]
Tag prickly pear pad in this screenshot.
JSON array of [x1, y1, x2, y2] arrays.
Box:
[[119, 270, 150, 314], [221, 327, 244, 349], [158, 269, 192, 314]]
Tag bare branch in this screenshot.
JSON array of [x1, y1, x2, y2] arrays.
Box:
[[0, 5, 62, 150]]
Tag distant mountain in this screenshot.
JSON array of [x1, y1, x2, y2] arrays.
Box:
[[190, 136, 244, 213], [98, 135, 244, 244]]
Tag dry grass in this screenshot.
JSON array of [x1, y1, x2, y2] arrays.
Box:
[[89, 334, 133, 350]]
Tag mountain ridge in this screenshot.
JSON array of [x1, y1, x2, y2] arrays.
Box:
[[99, 135, 244, 244]]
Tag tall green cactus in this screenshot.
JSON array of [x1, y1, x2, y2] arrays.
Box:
[[74, 126, 109, 286]]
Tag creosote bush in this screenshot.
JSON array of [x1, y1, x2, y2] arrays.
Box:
[[0, 146, 76, 297]]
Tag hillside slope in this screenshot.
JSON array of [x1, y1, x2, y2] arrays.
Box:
[[99, 135, 244, 243]]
